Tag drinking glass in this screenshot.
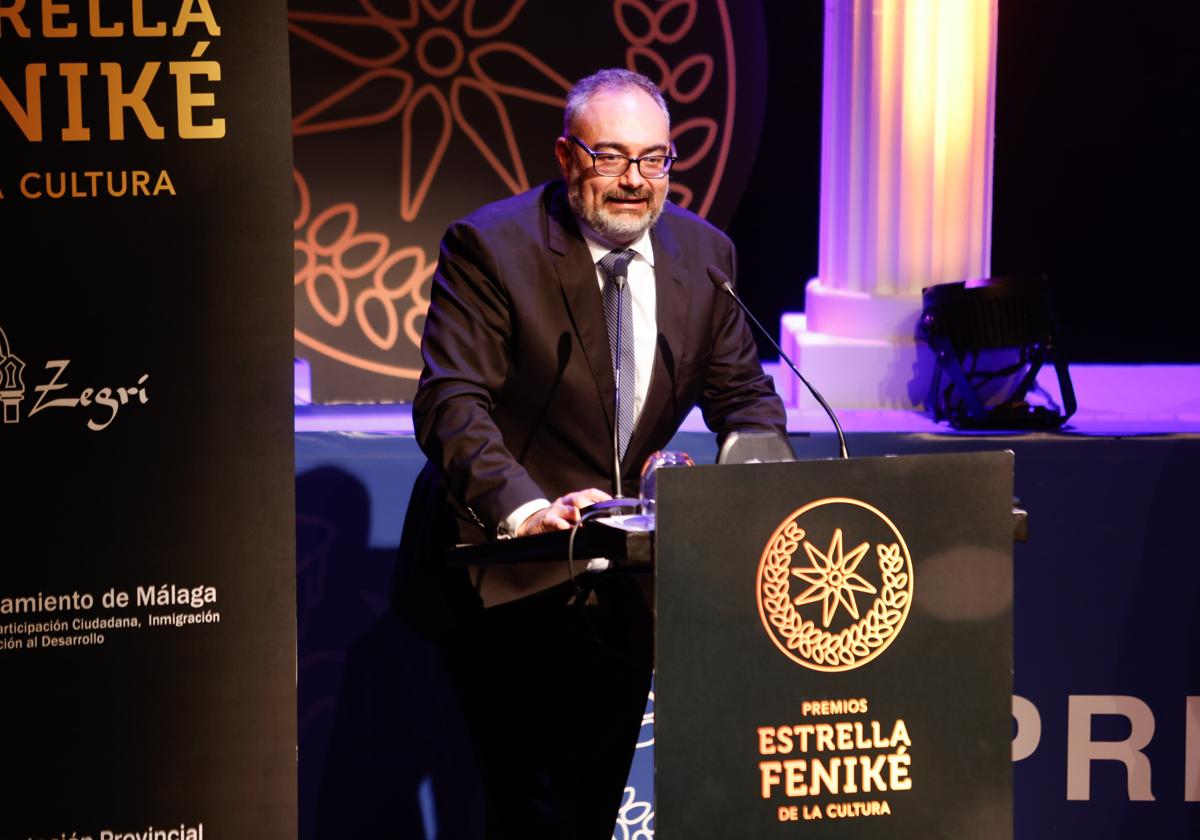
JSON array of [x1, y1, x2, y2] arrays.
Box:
[[639, 450, 695, 517]]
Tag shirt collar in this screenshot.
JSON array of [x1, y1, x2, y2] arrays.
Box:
[[578, 219, 657, 268]]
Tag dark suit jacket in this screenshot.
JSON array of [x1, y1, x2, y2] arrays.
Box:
[[395, 181, 786, 625]]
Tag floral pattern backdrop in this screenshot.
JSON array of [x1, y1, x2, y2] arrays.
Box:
[[290, 0, 767, 402]]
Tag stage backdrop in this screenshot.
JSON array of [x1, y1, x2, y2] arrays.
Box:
[[1, 2, 297, 837], [288, 0, 771, 402]]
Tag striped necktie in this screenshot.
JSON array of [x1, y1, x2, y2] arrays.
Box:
[[599, 247, 637, 458]]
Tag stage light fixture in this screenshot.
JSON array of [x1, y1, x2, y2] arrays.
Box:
[[919, 275, 1076, 430]]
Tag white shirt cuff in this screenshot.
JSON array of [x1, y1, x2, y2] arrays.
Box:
[[498, 498, 551, 538]]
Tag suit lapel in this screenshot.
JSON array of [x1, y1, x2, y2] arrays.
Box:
[[545, 186, 616, 432]]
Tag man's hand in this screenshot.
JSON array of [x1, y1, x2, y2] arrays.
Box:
[[516, 488, 612, 536]]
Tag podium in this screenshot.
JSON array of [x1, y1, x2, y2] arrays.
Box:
[[448, 450, 1014, 837], [655, 451, 1014, 837]]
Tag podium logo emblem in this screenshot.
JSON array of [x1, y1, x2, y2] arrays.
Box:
[[757, 497, 914, 671]]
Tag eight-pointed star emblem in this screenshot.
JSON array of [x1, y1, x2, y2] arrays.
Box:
[[791, 528, 878, 628]]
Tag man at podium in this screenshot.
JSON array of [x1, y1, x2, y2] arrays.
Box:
[[396, 68, 786, 839]]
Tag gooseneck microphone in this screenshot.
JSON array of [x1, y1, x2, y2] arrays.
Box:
[[707, 266, 849, 460], [610, 256, 630, 497], [582, 255, 641, 519]]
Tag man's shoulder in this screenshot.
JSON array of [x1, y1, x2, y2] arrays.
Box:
[[652, 201, 733, 270], [657, 200, 731, 245], [456, 182, 563, 233]]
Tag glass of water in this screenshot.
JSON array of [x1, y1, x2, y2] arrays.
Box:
[[639, 450, 695, 517]]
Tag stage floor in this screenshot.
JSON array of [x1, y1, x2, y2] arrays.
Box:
[[295, 363, 1200, 436]]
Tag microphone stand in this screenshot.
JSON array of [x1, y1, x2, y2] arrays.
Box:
[[611, 258, 630, 497], [581, 259, 641, 519], [707, 266, 849, 460], [569, 254, 642, 580]]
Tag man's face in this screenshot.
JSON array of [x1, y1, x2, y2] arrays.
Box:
[[556, 88, 671, 245]]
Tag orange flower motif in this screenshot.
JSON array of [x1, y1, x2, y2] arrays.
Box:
[[290, 0, 573, 219], [293, 168, 433, 378]]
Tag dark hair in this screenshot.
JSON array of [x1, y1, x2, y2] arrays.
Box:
[[563, 68, 671, 135]]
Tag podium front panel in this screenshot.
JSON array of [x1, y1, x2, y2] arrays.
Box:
[[655, 451, 1014, 838]]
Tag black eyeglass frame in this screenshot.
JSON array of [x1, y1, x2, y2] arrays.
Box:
[[566, 133, 677, 179]]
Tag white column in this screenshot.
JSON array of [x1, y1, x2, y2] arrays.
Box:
[[782, 0, 998, 410]]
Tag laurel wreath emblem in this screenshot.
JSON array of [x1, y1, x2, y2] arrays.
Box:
[[757, 499, 914, 671]]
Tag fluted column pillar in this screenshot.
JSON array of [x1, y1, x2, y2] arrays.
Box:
[[782, 0, 998, 410]]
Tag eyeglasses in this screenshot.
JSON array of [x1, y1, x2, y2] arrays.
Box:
[[567, 134, 676, 179]]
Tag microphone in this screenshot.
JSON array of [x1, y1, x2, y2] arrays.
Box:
[[611, 255, 631, 496], [707, 266, 849, 460]]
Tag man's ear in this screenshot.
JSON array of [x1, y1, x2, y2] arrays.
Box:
[[554, 136, 571, 179]]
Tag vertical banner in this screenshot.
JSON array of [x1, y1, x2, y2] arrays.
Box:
[[1, 2, 297, 838]]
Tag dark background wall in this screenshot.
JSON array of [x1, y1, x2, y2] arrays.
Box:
[[730, 1, 1199, 363], [290, 1, 1199, 404]]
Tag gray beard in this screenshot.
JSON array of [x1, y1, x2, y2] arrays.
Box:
[[567, 179, 664, 244]]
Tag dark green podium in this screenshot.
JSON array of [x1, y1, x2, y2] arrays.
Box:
[[654, 451, 1014, 838]]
